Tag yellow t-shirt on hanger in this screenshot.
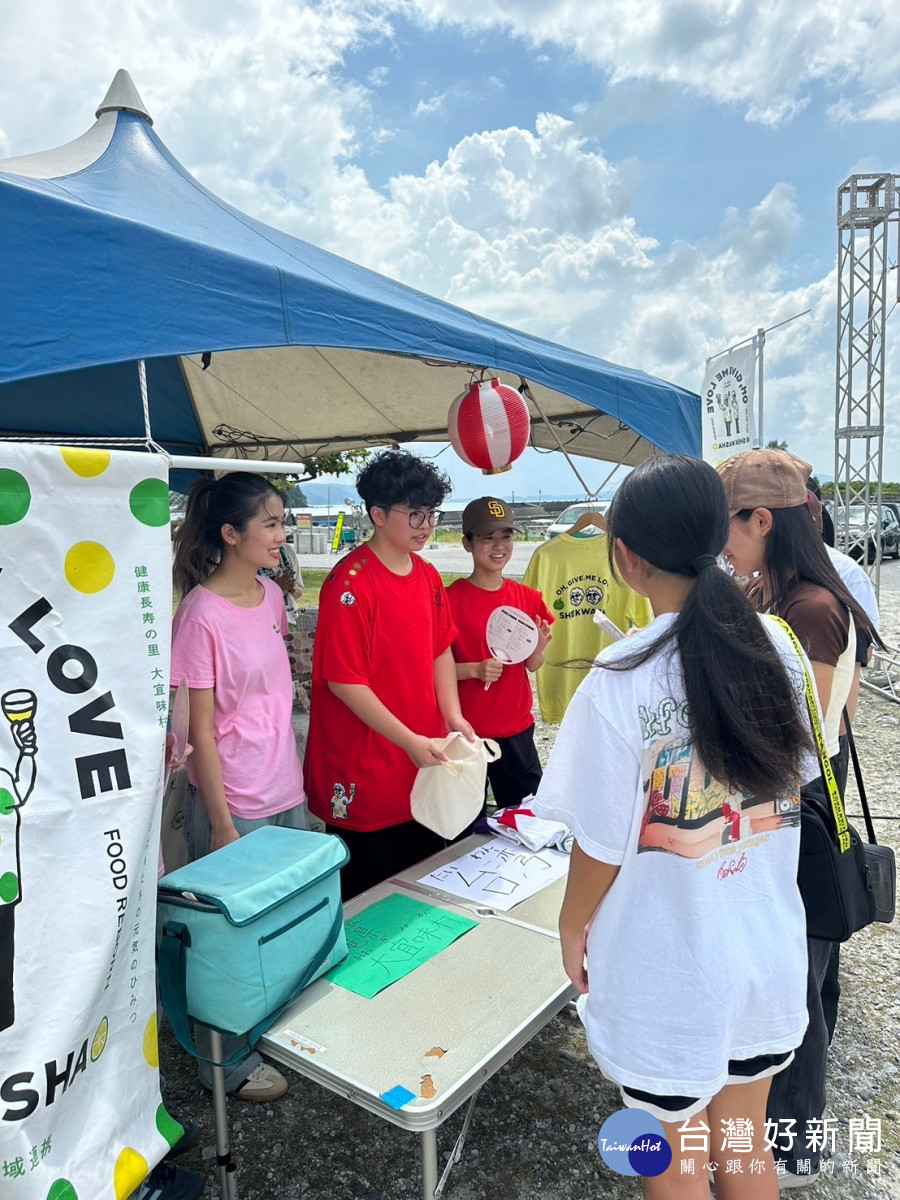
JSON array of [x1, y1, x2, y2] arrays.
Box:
[[522, 532, 653, 723]]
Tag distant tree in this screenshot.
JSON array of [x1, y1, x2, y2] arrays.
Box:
[[286, 484, 308, 506], [765, 438, 789, 451], [822, 481, 900, 502], [264, 480, 308, 505]]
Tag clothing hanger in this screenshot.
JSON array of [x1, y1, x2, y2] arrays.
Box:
[[568, 510, 608, 535]]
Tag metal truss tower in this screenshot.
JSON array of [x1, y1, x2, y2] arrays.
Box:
[[835, 174, 899, 697]]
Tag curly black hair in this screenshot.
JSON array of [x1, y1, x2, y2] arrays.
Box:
[[356, 450, 452, 516]]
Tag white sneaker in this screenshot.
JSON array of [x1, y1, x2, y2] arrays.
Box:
[[778, 1168, 819, 1190], [233, 1061, 288, 1102]]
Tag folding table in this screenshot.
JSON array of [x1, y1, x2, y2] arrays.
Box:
[[260, 835, 573, 1198]]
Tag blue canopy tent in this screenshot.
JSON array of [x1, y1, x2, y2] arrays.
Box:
[[0, 71, 700, 476]]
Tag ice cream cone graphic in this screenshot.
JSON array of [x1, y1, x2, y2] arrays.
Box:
[[1, 689, 38, 1033], [2, 689, 36, 726], [2, 690, 36, 754]]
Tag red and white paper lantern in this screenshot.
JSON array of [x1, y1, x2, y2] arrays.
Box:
[[447, 379, 531, 475]]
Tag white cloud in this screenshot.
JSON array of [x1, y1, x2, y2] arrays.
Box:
[[414, 92, 448, 117], [367, 65, 390, 86], [829, 85, 900, 125], [2, 0, 897, 483], [391, 0, 900, 126], [0, 0, 389, 197]]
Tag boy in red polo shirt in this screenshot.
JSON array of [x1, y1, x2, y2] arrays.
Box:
[[447, 498, 553, 809], [304, 451, 475, 898]]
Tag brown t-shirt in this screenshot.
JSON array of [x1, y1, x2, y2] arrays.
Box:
[[779, 582, 850, 667]]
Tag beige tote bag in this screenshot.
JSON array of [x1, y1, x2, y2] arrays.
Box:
[[410, 733, 501, 840]]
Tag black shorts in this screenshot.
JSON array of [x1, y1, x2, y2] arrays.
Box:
[[486, 724, 543, 810], [619, 1050, 794, 1123]]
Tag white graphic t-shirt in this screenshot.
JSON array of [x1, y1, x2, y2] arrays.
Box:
[[535, 611, 818, 1097]]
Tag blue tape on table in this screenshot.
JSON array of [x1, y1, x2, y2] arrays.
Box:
[[381, 1085, 416, 1110]]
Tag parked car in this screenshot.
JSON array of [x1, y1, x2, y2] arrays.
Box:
[[835, 505, 900, 562], [544, 501, 611, 539], [882, 500, 900, 531]]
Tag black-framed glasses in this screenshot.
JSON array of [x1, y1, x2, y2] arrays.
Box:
[[388, 506, 445, 529]]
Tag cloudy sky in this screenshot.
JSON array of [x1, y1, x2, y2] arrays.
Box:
[[2, 1, 899, 499]]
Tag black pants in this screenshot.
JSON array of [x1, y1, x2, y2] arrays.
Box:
[[766, 936, 837, 1175], [326, 820, 447, 901], [486, 725, 543, 810], [766, 743, 848, 1176], [0, 905, 14, 1033]]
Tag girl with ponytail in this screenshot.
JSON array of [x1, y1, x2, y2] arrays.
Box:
[[170, 472, 304, 1102], [716, 447, 881, 1187], [536, 455, 816, 1198]]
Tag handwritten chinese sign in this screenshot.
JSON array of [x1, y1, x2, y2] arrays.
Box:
[[418, 837, 570, 911], [326, 893, 476, 999]]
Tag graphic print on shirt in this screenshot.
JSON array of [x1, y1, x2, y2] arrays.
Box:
[[638, 698, 799, 862], [551, 573, 610, 621], [330, 780, 356, 820]]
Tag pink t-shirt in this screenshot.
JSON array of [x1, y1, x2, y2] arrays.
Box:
[[170, 577, 305, 819]]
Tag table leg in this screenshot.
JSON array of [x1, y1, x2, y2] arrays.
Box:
[[420, 1128, 438, 1200], [435, 1089, 480, 1197], [208, 1030, 239, 1200]]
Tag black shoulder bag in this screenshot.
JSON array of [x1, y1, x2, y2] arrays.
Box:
[[772, 617, 894, 941], [843, 709, 896, 926]]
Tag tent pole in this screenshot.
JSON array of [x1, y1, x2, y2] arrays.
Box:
[[166, 456, 310, 475]]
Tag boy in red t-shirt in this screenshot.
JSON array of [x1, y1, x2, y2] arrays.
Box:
[[447, 497, 553, 809], [305, 451, 476, 898]]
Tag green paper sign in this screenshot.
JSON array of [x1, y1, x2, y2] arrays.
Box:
[[327, 892, 477, 999]]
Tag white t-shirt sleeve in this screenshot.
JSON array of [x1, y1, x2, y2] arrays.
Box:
[[533, 685, 640, 865], [826, 545, 879, 628]]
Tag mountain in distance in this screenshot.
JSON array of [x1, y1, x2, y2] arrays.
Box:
[[298, 483, 361, 506], [295, 485, 615, 507], [300, 482, 624, 506]]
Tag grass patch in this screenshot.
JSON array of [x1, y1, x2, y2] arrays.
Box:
[[299, 568, 468, 608]]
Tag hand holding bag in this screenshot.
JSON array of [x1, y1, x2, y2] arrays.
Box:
[[772, 617, 882, 942], [410, 733, 501, 839]]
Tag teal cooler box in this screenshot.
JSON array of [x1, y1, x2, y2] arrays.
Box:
[[157, 826, 348, 1047]]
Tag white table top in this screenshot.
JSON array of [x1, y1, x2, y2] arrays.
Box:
[[390, 834, 568, 936], [260, 837, 573, 1132]]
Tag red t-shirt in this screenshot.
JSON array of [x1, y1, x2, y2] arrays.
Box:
[[447, 578, 554, 739], [304, 548, 456, 832]]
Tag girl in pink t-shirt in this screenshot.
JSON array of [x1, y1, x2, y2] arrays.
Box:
[[170, 472, 305, 1101]]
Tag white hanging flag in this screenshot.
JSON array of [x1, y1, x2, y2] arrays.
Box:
[[0, 445, 177, 1200], [700, 343, 758, 466]]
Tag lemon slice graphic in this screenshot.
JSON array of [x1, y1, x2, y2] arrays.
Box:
[[91, 1016, 109, 1062]]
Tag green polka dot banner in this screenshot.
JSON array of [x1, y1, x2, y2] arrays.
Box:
[[0, 468, 32, 525], [0, 445, 172, 1198]]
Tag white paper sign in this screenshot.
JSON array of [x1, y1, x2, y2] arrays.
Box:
[[418, 837, 570, 911], [700, 343, 759, 466], [0, 445, 173, 1200]]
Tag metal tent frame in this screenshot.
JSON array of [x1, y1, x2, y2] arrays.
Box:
[[834, 173, 900, 701]]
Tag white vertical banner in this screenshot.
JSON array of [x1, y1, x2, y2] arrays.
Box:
[[0, 446, 176, 1200], [700, 343, 759, 466]]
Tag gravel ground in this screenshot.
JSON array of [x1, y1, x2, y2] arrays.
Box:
[[159, 592, 900, 1200]]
